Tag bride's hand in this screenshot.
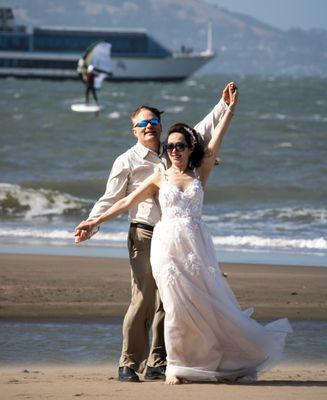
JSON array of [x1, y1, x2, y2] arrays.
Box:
[[74, 219, 99, 243], [228, 83, 238, 111], [222, 82, 237, 105], [74, 228, 90, 243]]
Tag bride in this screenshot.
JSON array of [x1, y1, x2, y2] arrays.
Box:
[[75, 85, 292, 384]]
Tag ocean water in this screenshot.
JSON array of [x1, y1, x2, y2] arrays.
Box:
[[0, 319, 326, 366], [0, 75, 326, 265]]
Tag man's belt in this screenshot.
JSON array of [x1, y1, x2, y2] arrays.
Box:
[[130, 222, 154, 232]]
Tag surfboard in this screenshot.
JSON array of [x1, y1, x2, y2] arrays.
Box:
[[71, 104, 103, 113]]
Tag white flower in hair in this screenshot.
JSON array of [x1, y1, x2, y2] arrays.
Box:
[[184, 126, 197, 145]]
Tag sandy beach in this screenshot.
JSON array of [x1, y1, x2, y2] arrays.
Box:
[[0, 253, 326, 399], [0, 253, 326, 320], [1, 364, 326, 400]]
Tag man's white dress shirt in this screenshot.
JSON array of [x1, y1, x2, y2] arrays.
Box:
[[88, 99, 228, 226]]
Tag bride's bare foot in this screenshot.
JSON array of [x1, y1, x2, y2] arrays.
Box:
[[165, 375, 181, 385]]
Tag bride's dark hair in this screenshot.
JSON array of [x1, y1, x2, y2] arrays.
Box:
[[166, 123, 205, 169]]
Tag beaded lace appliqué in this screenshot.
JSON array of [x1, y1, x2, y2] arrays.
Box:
[[184, 253, 201, 277], [165, 262, 181, 286], [159, 179, 203, 222]]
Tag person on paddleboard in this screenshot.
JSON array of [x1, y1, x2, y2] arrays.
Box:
[[85, 65, 99, 105]]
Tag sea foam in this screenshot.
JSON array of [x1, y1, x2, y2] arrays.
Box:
[[212, 235, 326, 250], [0, 183, 90, 219], [0, 227, 325, 252]]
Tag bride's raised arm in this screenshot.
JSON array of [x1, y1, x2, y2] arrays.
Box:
[[74, 172, 161, 242], [199, 84, 238, 185]]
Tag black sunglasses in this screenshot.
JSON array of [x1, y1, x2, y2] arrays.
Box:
[[165, 142, 188, 153], [134, 118, 160, 128]]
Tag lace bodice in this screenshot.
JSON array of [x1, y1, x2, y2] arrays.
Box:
[[158, 178, 204, 222]]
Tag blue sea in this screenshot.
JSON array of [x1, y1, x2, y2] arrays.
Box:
[[0, 75, 326, 266]]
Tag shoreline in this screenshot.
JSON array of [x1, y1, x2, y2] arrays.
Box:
[[1, 253, 326, 320], [1, 243, 326, 268]]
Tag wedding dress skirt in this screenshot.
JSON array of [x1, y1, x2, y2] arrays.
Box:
[[150, 178, 292, 381]]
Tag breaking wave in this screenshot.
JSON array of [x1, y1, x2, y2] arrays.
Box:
[[0, 183, 91, 219]]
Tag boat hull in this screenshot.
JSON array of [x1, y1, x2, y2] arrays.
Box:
[[0, 51, 214, 81]]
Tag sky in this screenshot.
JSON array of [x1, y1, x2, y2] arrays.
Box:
[[204, 0, 327, 31]]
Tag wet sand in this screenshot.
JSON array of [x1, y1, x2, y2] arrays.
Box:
[[0, 253, 326, 320], [1, 253, 326, 398]]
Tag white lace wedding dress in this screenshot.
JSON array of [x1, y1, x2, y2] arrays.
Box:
[[150, 177, 292, 381]]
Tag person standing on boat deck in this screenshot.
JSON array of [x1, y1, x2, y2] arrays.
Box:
[[74, 82, 235, 383]]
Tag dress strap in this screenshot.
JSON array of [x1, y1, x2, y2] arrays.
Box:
[[193, 168, 201, 180]]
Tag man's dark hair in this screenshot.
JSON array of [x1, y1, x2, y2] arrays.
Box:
[[130, 105, 163, 125]]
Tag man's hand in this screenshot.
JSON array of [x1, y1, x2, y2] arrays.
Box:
[[222, 82, 237, 105], [74, 219, 99, 243], [74, 228, 91, 243]]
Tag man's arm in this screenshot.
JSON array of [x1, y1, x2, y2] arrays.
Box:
[[88, 157, 130, 220], [194, 82, 236, 145], [75, 155, 130, 242]]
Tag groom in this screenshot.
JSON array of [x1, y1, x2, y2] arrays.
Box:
[[75, 83, 235, 382]]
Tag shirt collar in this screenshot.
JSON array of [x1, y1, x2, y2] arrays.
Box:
[[135, 142, 161, 159]]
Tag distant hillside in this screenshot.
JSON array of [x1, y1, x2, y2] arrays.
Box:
[[11, 0, 327, 76]]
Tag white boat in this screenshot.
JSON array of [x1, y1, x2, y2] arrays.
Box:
[[0, 8, 214, 81]]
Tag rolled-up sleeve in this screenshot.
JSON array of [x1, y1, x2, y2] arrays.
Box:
[[88, 156, 130, 220], [194, 98, 228, 145]]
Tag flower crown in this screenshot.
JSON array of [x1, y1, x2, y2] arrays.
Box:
[[184, 126, 197, 145]]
